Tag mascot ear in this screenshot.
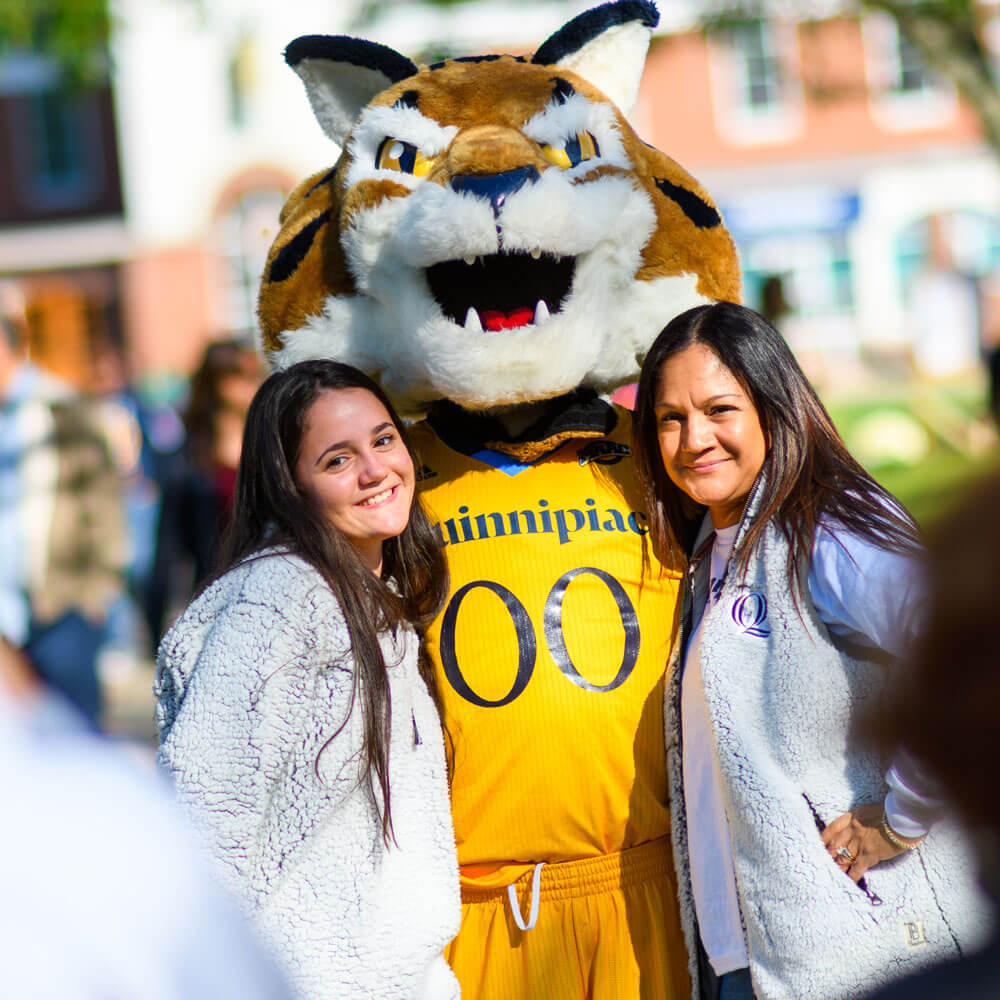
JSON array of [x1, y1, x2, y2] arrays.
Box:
[[533, 0, 658, 114], [285, 35, 419, 145]]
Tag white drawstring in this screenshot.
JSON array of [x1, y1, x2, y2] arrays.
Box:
[[506, 862, 546, 931]]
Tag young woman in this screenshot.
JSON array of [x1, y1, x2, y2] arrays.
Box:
[[632, 303, 990, 1000], [155, 360, 461, 1000]]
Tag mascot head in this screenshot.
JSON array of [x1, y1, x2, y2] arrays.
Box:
[[258, 0, 740, 417]]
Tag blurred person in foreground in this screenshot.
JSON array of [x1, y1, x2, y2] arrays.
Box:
[[0, 314, 127, 725], [0, 637, 293, 999], [864, 474, 1000, 999], [147, 338, 263, 644]]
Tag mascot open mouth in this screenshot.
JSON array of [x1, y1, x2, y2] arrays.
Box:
[[426, 251, 575, 333]]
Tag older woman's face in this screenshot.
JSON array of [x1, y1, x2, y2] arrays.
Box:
[[654, 343, 767, 529]]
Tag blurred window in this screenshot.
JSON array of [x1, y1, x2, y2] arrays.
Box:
[[709, 18, 802, 145], [984, 6, 1000, 80], [212, 188, 286, 335], [731, 19, 783, 110], [22, 267, 122, 390], [743, 232, 854, 317], [895, 212, 1000, 294], [895, 222, 926, 295], [227, 32, 258, 130], [864, 13, 955, 129], [893, 33, 932, 95], [12, 89, 103, 211]]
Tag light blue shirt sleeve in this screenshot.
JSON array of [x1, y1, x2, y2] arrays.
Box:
[[808, 523, 941, 836], [808, 522, 926, 660]]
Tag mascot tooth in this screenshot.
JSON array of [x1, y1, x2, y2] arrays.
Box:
[[259, 2, 740, 996]]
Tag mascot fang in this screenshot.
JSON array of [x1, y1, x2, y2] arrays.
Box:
[[259, 2, 740, 997]]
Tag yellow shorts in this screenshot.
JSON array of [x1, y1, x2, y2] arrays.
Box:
[[446, 837, 690, 1000]]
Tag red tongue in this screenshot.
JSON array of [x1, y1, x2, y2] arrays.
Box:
[[481, 306, 534, 331]]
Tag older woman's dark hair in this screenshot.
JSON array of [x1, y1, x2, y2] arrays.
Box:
[[884, 473, 1000, 834], [213, 359, 449, 843], [633, 302, 917, 589]]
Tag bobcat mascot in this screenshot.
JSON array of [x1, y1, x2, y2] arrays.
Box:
[[258, 2, 740, 996]]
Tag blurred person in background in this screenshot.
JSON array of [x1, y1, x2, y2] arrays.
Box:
[[758, 274, 790, 329], [89, 338, 185, 667], [0, 637, 293, 1000], [864, 474, 1000, 1000], [0, 313, 127, 726], [906, 216, 980, 380], [147, 338, 263, 645]]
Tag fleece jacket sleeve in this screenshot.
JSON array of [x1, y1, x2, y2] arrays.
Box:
[[156, 576, 345, 902]]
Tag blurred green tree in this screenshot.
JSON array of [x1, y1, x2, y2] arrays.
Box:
[[867, 1, 1000, 153], [0, 0, 111, 85]]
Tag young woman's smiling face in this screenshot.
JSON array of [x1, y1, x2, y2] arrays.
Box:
[[294, 388, 415, 574], [654, 343, 767, 528]]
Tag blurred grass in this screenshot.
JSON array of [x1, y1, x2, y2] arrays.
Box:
[[824, 378, 1000, 530], [872, 449, 999, 528]]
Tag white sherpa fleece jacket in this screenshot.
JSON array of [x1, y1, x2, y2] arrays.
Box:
[[155, 551, 461, 1000], [665, 515, 992, 1000]]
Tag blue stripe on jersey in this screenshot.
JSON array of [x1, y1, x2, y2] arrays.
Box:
[[470, 449, 534, 476]]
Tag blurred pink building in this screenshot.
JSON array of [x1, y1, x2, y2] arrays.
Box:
[[634, 9, 998, 379]]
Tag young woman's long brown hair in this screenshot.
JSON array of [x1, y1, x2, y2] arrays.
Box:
[[632, 302, 919, 592], [211, 359, 449, 843]]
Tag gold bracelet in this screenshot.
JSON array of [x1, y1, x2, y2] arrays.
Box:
[[880, 809, 925, 851]]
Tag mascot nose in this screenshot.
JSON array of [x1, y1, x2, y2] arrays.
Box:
[[451, 166, 539, 218]]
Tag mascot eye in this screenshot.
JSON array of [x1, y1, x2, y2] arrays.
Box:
[[375, 137, 435, 178], [540, 131, 601, 170]]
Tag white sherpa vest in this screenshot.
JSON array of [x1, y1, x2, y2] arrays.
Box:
[[664, 498, 992, 1000]]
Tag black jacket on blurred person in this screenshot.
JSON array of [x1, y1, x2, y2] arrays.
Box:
[[145, 450, 231, 644]]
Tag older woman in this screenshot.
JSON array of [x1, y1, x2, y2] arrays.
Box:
[[632, 302, 990, 1000]]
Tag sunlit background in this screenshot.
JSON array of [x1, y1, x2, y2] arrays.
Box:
[[3, 0, 999, 736]]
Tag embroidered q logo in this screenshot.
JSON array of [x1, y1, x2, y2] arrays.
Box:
[[732, 593, 771, 637], [904, 921, 928, 949]]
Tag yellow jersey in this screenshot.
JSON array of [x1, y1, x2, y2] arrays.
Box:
[[411, 407, 680, 891]]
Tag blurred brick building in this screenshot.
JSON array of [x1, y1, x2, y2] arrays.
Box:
[[0, 0, 358, 396]]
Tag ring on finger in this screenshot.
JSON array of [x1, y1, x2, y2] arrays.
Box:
[[836, 846, 856, 864]]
